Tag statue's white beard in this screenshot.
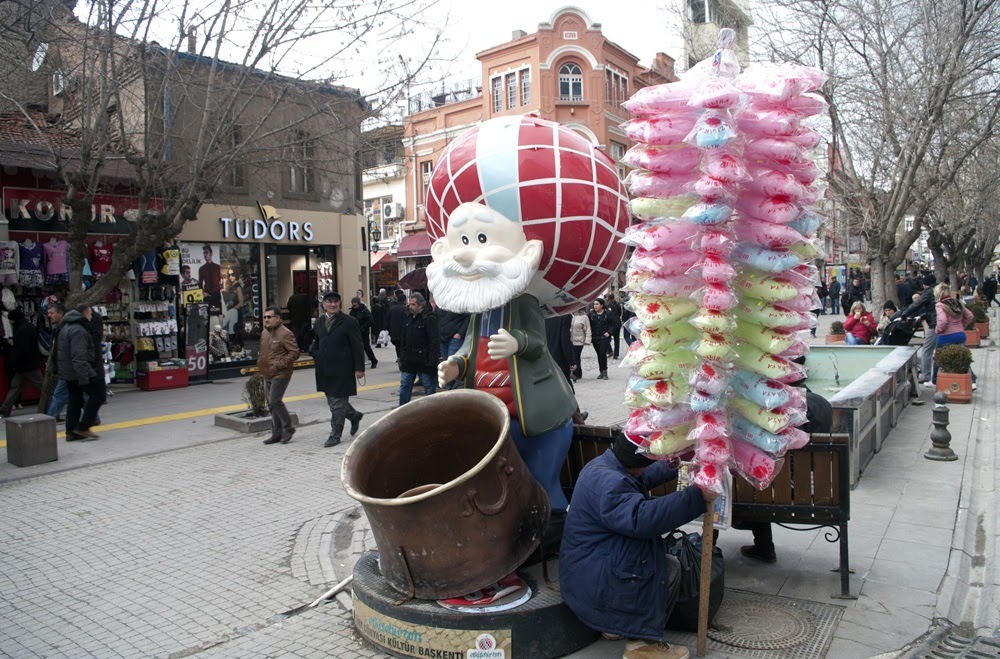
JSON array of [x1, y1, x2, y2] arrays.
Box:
[[428, 257, 537, 313]]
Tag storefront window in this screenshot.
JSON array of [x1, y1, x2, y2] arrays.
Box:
[[263, 245, 338, 345], [180, 242, 261, 368]]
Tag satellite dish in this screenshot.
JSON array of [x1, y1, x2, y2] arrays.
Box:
[[31, 43, 48, 71]]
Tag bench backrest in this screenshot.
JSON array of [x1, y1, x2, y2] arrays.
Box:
[[562, 427, 849, 517]]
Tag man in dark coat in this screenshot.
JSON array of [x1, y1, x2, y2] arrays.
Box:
[[56, 305, 102, 441], [544, 314, 575, 383], [0, 308, 43, 417], [386, 290, 408, 361], [286, 287, 311, 349], [349, 297, 378, 368], [559, 434, 715, 659], [604, 292, 623, 359], [310, 292, 365, 447], [828, 278, 842, 314], [982, 275, 998, 307], [900, 273, 938, 383], [370, 295, 385, 344], [398, 292, 440, 406]]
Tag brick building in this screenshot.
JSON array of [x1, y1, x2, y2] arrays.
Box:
[[398, 6, 678, 274]]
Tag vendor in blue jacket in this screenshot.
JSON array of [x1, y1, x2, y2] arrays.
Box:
[[560, 434, 717, 659]]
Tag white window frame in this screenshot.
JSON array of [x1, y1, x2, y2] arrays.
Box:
[[506, 72, 517, 109], [559, 62, 584, 102], [491, 77, 502, 112], [520, 68, 531, 106]]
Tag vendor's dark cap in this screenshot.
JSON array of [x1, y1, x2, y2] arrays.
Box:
[[612, 433, 655, 469], [923, 274, 937, 287], [322, 291, 341, 302]]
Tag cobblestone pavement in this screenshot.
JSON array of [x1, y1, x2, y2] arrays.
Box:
[[0, 435, 375, 658]]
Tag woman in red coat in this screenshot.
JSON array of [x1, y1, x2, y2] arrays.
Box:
[[843, 301, 876, 345]]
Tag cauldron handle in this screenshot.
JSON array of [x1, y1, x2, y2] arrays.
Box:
[[462, 457, 514, 517]]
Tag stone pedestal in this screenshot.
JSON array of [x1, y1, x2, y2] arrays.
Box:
[[6, 415, 58, 467]]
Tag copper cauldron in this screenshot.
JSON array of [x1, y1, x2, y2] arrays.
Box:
[[341, 390, 550, 600]]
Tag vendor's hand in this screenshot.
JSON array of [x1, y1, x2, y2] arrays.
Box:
[[355, 371, 365, 379], [700, 487, 720, 504], [487, 328, 518, 359], [438, 358, 459, 388]]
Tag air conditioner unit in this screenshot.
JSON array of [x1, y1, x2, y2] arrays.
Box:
[[383, 202, 403, 219]]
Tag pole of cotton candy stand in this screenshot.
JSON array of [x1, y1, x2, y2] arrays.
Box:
[[697, 502, 715, 657]]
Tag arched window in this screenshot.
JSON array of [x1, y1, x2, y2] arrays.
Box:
[[558, 62, 584, 101]]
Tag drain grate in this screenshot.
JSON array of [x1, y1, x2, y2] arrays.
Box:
[[663, 589, 843, 659], [905, 625, 1000, 659]]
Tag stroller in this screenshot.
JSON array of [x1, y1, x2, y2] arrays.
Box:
[[874, 313, 919, 346]]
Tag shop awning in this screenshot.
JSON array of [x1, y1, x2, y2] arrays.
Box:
[[396, 232, 432, 258], [370, 250, 395, 272]]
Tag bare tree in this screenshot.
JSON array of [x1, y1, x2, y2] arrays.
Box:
[[756, 0, 1000, 307]]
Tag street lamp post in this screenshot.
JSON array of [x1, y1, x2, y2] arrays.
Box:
[[369, 223, 382, 300]]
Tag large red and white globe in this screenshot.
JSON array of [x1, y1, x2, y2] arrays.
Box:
[[425, 115, 630, 316]]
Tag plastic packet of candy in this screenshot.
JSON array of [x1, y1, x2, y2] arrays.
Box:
[[687, 253, 738, 284], [735, 218, 807, 249], [777, 338, 811, 360], [626, 272, 704, 298], [782, 426, 810, 451], [622, 143, 702, 175], [702, 150, 750, 184], [730, 243, 804, 273], [735, 192, 801, 225], [626, 407, 658, 437], [732, 414, 790, 457], [685, 111, 739, 149], [630, 195, 699, 220], [743, 137, 807, 168], [627, 375, 690, 407], [734, 342, 807, 383], [790, 263, 821, 287], [688, 412, 729, 441], [695, 435, 732, 466], [776, 292, 819, 313], [769, 92, 829, 117], [646, 404, 698, 430], [692, 230, 736, 256], [786, 127, 822, 149], [737, 64, 828, 101], [737, 108, 801, 138], [623, 79, 700, 115], [692, 175, 738, 200], [789, 240, 823, 261], [642, 424, 696, 459], [626, 170, 697, 199], [633, 321, 701, 352], [745, 169, 810, 201], [787, 210, 823, 238], [733, 270, 811, 302], [688, 78, 742, 109], [622, 115, 701, 146], [786, 160, 822, 186], [690, 388, 724, 412], [731, 396, 806, 433], [688, 362, 729, 395], [620, 340, 653, 368], [730, 369, 791, 409], [629, 249, 702, 277], [681, 201, 734, 226], [734, 299, 811, 330], [731, 435, 785, 490], [627, 293, 698, 329], [732, 321, 799, 355], [694, 332, 737, 362], [635, 348, 699, 381], [621, 221, 702, 252], [693, 283, 736, 311], [689, 308, 737, 334]]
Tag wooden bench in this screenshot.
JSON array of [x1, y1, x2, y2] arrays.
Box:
[[561, 426, 853, 599]]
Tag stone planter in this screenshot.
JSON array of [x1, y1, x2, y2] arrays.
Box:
[[936, 372, 973, 404], [976, 321, 989, 338], [214, 409, 300, 433], [826, 334, 846, 344], [965, 328, 981, 347]]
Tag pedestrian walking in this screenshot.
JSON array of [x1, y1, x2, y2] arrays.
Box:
[[570, 308, 591, 381], [588, 299, 617, 380], [398, 292, 439, 406], [349, 297, 378, 368], [386, 290, 408, 361], [900, 274, 939, 384], [828, 278, 842, 315], [57, 304, 103, 441], [258, 305, 301, 445], [983, 275, 998, 308], [310, 292, 365, 448], [604, 292, 623, 360], [545, 314, 575, 384], [0, 308, 43, 418]]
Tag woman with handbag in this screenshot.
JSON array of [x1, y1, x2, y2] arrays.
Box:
[[588, 299, 616, 380]]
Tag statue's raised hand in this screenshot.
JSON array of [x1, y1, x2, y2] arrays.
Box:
[[488, 328, 518, 359]]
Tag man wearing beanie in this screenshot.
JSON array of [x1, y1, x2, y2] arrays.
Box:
[[900, 273, 939, 384], [559, 434, 717, 659]]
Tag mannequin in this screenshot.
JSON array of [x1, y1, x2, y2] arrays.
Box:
[[22, 238, 34, 249]]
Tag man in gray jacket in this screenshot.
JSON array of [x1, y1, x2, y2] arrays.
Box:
[[56, 305, 103, 441]]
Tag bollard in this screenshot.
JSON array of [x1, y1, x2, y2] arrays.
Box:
[[925, 392, 958, 461]]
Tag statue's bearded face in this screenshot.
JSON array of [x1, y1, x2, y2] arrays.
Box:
[[428, 203, 543, 314]]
